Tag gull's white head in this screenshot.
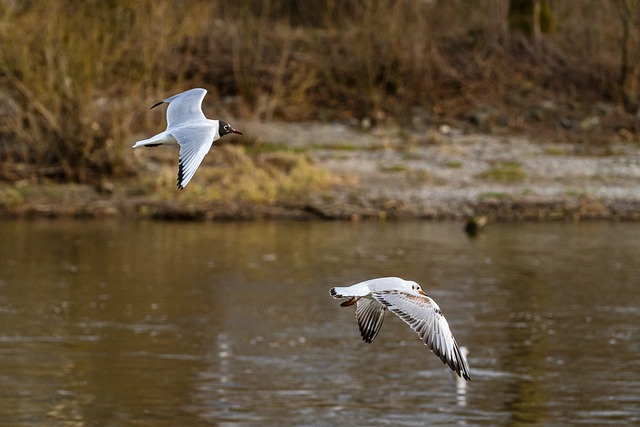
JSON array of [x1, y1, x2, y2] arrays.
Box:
[[405, 280, 424, 294]]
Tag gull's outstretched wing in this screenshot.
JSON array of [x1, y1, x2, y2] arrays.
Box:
[[355, 298, 386, 344], [373, 290, 471, 381], [173, 126, 216, 189], [152, 88, 208, 128]]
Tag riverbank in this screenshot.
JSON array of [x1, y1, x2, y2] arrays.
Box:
[[1, 120, 639, 222]]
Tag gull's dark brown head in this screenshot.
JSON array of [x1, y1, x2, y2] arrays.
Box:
[[219, 121, 243, 137]]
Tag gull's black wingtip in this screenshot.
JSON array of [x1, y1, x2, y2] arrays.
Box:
[[450, 344, 471, 381], [455, 359, 471, 382], [176, 161, 185, 190], [150, 100, 164, 109]]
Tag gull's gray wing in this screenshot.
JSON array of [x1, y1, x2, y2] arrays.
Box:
[[372, 290, 470, 381]]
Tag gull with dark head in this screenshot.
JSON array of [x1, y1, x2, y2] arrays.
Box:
[[330, 276, 471, 381], [132, 88, 242, 189]]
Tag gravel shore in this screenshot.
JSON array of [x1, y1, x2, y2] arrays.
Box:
[[245, 121, 640, 221]]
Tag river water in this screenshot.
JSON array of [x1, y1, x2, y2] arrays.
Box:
[[0, 219, 638, 426]]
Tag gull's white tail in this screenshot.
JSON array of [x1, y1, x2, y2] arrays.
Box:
[[132, 131, 177, 148], [330, 287, 350, 298], [330, 283, 371, 298]]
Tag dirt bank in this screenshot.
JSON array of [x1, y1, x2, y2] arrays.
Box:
[[1, 121, 640, 222]]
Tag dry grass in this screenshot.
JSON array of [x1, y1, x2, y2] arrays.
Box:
[[0, 0, 638, 183], [130, 145, 342, 204]]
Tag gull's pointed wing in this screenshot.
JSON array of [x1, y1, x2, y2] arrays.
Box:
[[152, 88, 208, 128], [173, 126, 216, 189], [355, 298, 386, 344], [372, 290, 471, 381]]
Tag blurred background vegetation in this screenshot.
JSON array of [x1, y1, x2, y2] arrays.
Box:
[[0, 0, 639, 184]]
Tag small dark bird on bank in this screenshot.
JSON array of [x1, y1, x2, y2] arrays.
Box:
[[464, 215, 488, 237]]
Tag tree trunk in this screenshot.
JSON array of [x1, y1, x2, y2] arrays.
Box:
[[618, 0, 640, 114], [508, 0, 555, 44]]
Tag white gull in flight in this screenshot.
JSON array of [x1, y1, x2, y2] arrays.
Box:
[[330, 276, 471, 381], [133, 88, 242, 189]]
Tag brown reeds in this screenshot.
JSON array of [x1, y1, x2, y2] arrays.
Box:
[[0, 0, 636, 183], [0, 0, 210, 182]]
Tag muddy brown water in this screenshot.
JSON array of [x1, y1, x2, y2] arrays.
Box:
[[0, 219, 638, 426]]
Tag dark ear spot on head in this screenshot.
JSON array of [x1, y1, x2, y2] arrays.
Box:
[[219, 121, 232, 137]]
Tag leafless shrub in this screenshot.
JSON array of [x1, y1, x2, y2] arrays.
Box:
[[0, 0, 636, 182]]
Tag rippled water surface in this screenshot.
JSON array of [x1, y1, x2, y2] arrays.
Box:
[[0, 219, 638, 426]]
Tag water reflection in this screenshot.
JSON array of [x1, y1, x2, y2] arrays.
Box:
[[0, 219, 638, 426]]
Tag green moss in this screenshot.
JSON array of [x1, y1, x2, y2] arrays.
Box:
[[311, 143, 360, 151], [477, 161, 527, 183], [479, 192, 511, 200], [565, 189, 588, 197], [242, 142, 306, 155], [0, 186, 26, 209], [543, 147, 567, 156], [379, 164, 408, 173], [409, 170, 444, 185]]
